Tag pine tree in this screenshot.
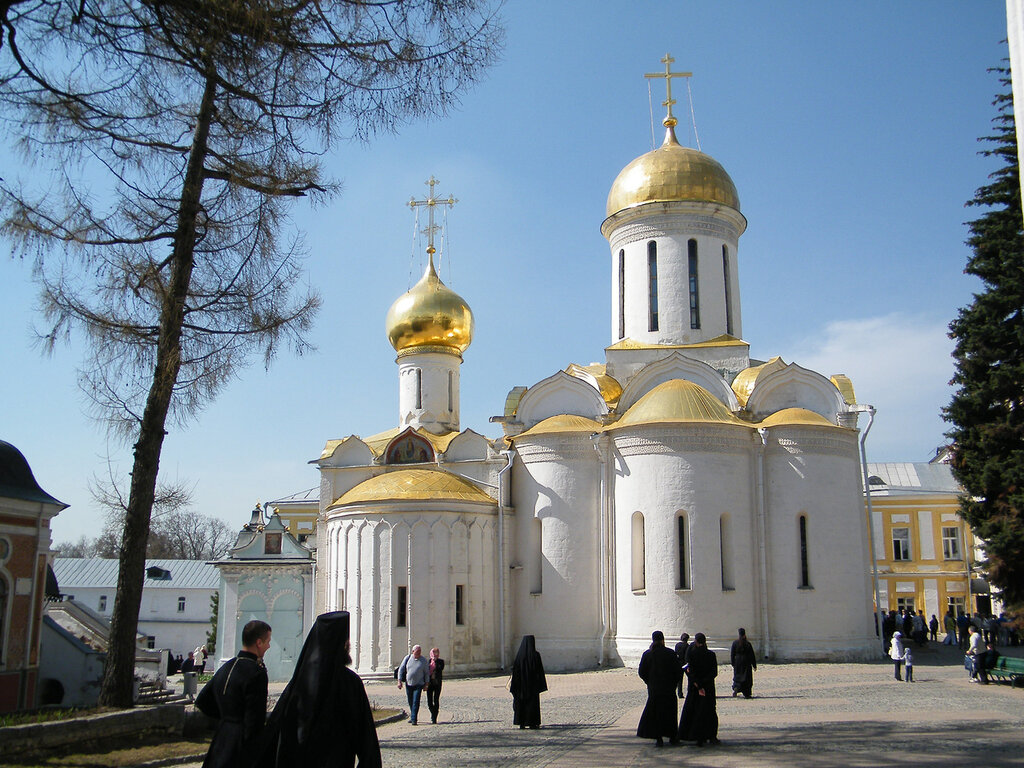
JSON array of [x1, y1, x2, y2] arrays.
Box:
[[945, 67, 1024, 619]]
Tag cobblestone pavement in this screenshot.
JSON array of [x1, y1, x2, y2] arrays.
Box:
[[181, 644, 1024, 767]]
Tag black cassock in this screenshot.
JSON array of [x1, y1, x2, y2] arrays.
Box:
[[730, 637, 757, 697], [636, 643, 682, 741], [255, 612, 381, 768], [678, 644, 719, 744], [511, 635, 547, 728], [195, 650, 268, 768]]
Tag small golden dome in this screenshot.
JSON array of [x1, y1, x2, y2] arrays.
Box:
[[606, 122, 741, 218], [758, 408, 838, 428], [330, 468, 494, 507], [613, 379, 744, 428], [386, 255, 474, 354], [513, 414, 604, 440]]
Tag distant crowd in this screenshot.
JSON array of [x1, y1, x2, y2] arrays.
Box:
[[166, 645, 209, 676], [881, 608, 1018, 651]]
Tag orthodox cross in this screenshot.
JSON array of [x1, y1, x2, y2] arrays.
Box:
[[409, 176, 457, 256], [644, 53, 692, 125]]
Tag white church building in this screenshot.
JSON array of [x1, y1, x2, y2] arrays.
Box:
[[309, 61, 877, 675]]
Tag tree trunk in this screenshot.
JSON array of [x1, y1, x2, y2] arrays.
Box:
[[98, 68, 218, 707]]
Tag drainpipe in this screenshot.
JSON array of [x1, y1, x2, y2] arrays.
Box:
[[754, 429, 771, 659], [590, 433, 610, 666], [497, 449, 515, 671], [853, 404, 885, 656]]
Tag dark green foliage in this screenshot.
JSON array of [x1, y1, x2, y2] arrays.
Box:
[[945, 68, 1024, 618], [206, 591, 218, 652]]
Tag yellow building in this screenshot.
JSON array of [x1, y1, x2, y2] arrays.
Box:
[[865, 455, 995, 619], [265, 487, 319, 547]]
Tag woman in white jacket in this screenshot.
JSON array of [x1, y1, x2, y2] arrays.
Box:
[[889, 631, 905, 681]]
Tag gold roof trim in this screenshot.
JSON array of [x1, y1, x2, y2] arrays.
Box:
[[322, 427, 461, 461], [331, 468, 495, 507], [566, 363, 623, 407], [606, 334, 749, 352], [830, 374, 857, 405], [612, 379, 746, 428], [731, 356, 787, 407], [758, 408, 841, 429], [513, 414, 604, 440]]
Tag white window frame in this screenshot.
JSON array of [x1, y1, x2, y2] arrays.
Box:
[[892, 527, 911, 561]]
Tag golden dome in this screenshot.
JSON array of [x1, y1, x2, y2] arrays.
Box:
[[613, 379, 744, 428], [606, 122, 740, 218], [386, 255, 474, 354], [330, 468, 494, 507], [758, 408, 838, 428], [514, 414, 604, 440], [731, 357, 787, 407]]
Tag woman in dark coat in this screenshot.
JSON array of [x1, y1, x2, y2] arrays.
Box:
[[636, 631, 682, 747], [677, 632, 720, 746], [730, 628, 757, 698], [510, 635, 547, 729], [255, 611, 381, 768], [425, 647, 445, 724]]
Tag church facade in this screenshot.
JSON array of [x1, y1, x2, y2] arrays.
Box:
[[311, 66, 876, 674]]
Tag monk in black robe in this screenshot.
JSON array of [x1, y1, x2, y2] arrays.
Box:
[[677, 632, 720, 746], [196, 620, 271, 768], [256, 611, 381, 768], [636, 631, 682, 747], [511, 635, 546, 729], [730, 627, 757, 698]]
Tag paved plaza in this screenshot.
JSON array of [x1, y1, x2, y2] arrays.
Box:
[[183, 643, 1024, 767]]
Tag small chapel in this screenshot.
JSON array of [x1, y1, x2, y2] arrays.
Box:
[[274, 58, 877, 675]]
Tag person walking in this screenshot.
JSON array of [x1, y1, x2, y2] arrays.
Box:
[[730, 628, 757, 698], [397, 645, 428, 725], [255, 611, 381, 768], [636, 631, 682, 748], [510, 635, 547, 729], [943, 610, 957, 646], [425, 647, 445, 724], [889, 630, 905, 681], [195, 620, 272, 768], [929, 614, 939, 642], [678, 633, 719, 746]]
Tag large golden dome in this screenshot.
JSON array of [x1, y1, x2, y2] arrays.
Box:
[[386, 255, 474, 354], [606, 121, 741, 218]]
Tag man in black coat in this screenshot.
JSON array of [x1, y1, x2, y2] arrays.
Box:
[[196, 620, 272, 768], [678, 632, 720, 746], [637, 631, 682, 748]]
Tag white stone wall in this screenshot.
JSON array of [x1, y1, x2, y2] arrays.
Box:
[[510, 435, 604, 670], [609, 425, 757, 665], [397, 350, 461, 433]]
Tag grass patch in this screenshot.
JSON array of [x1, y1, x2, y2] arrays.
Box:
[[2, 733, 211, 768], [0, 708, 112, 728]]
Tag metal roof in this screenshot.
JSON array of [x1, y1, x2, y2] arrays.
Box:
[[865, 462, 962, 495], [52, 558, 219, 590]]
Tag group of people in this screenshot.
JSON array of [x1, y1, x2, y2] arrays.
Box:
[[196, 614, 382, 768], [396, 644, 445, 725], [636, 628, 757, 748], [167, 646, 208, 676]]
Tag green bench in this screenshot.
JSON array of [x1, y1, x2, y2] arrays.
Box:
[[985, 655, 1024, 686]]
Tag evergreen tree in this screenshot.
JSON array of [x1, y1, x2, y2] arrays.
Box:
[[945, 67, 1024, 619]]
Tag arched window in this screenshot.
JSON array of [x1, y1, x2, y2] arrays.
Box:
[[632, 512, 646, 591], [722, 245, 733, 336], [0, 576, 7, 663], [531, 517, 543, 594], [618, 249, 625, 340], [688, 239, 700, 329], [720, 514, 733, 590], [677, 513, 690, 589], [647, 242, 658, 332], [415, 368, 423, 409], [799, 515, 811, 588], [386, 432, 434, 464], [448, 370, 454, 412], [177, 596, 186, 613]]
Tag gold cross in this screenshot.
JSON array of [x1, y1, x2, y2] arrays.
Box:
[[408, 176, 457, 256], [644, 53, 692, 125]]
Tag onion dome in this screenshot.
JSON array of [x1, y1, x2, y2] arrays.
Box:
[[386, 254, 474, 354], [613, 379, 745, 428], [606, 120, 741, 219]]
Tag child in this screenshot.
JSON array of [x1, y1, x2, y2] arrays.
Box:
[[903, 647, 914, 682]]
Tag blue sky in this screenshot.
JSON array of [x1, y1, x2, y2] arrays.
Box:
[[0, 1, 1008, 543]]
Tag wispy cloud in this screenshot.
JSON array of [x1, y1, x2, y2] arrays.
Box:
[[781, 313, 955, 462]]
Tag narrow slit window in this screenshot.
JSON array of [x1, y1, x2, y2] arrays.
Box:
[[448, 370, 453, 412], [678, 514, 690, 589], [720, 515, 733, 590], [722, 245, 733, 336], [415, 369, 422, 409], [397, 586, 408, 627], [632, 512, 646, 591], [647, 241, 658, 332], [531, 518, 543, 594], [688, 239, 700, 329], [799, 515, 811, 587], [618, 249, 625, 340], [455, 584, 465, 626]]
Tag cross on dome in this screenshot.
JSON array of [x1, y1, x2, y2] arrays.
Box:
[[408, 176, 457, 258], [644, 53, 692, 127]]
